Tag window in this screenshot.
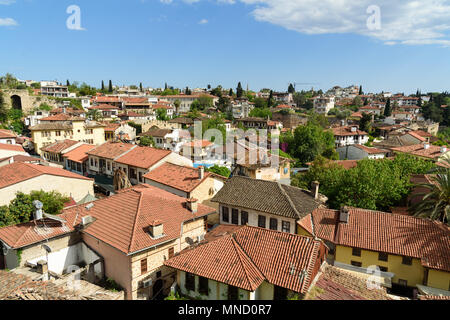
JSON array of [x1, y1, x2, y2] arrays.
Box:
[[351, 261, 362, 268], [282, 221, 291, 233], [199, 277, 209, 296], [168, 247, 174, 259], [227, 285, 239, 300], [402, 256, 412, 265], [90, 158, 94, 167], [398, 279, 408, 287], [156, 271, 162, 278], [378, 252, 388, 262], [130, 168, 137, 179], [222, 207, 229, 223], [55, 131, 61, 136], [258, 215, 266, 228], [269, 218, 278, 231], [185, 273, 195, 291], [231, 209, 239, 225], [379, 266, 388, 272], [352, 248, 361, 257], [241, 211, 248, 225], [139, 172, 143, 183], [140, 259, 147, 275]]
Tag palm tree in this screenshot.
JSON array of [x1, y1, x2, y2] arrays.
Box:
[[409, 157, 450, 224]]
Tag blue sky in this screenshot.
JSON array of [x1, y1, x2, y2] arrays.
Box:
[[1, 0, 450, 94]]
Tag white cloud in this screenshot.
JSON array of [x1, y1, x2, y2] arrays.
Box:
[[239, 0, 450, 46], [199, 18, 208, 24], [0, 0, 16, 5], [0, 17, 18, 26]]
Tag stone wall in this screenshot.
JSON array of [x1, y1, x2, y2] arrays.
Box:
[[2, 89, 60, 115]]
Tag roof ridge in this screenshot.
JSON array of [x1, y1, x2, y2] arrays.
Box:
[[277, 182, 302, 219], [127, 189, 144, 253]]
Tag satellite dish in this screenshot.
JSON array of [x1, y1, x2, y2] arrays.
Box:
[[33, 200, 43, 210]]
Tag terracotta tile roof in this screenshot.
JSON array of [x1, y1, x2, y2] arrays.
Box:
[[119, 111, 149, 118], [40, 114, 84, 122], [41, 140, 79, 154], [115, 146, 171, 169], [405, 131, 426, 142], [392, 144, 448, 159], [276, 104, 292, 109], [0, 155, 40, 164], [29, 122, 74, 131], [0, 210, 79, 249], [86, 141, 136, 160], [165, 225, 325, 293], [332, 126, 367, 137], [63, 185, 216, 254], [63, 144, 95, 163], [412, 130, 432, 138], [152, 103, 173, 110], [143, 163, 211, 193], [335, 160, 359, 169], [183, 140, 213, 148], [353, 144, 388, 154], [0, 143, 25, 153], [211, 176, 322, 219], [0, 129, 17, 139], [298, 208, 450, 272], [122, 97, 148, 104], [139, 128, 172, 138], [351, 112, 363, 118], [95, 96, 120, 103], [0, 162, 92, 189], [305, 264, 391, 300], [103, 122, 121, 132], [89, 104, 119, 110]]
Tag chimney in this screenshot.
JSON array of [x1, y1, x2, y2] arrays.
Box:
[[148, 220, 164, 239], [186, 198, 198, 214], [340, 206, 350, 224], [311, 181, 320, 200], [424, 143, 430, 150], [36, 260, 49, 281], [198, 166, 205, 180]]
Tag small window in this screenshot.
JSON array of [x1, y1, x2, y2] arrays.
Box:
[[269, 218, 278, 231], [222, 207, 229, 223], [379, 266, 388, 272], [378, 252, 388, 262], [258, 215, 266, 228], [140, 259, 147, 275], [199, 277, 209, 296], [231, 209, 239, 225], [351, 261, 362, 268], [282, 221, 290, 233], [168, 247, 174, 259], [241, 211, 248, 225], [352, 248, 361, 257], [156, 271, 162, 278], [402, 256, 412, 265], [398, 279, 408, 287], [185, 273, 195, 291]]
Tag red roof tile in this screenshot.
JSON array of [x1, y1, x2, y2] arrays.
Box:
[[62, 144, 95, 163], [0, 162, 92, 189], [165, 225, 325, 293], [332, 126, 367, 137], [143, 163, 211, 193], [86, 142, 136, 160], [0, 143, 25, 153], [392, 144, 448, 159], [41, 140, 79, 154], [299, 208, 450, 272], [115, 146, 171, 169], [0, 129, 17, 139]]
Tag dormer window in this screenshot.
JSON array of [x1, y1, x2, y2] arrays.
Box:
[[148, 220, 165, 239]]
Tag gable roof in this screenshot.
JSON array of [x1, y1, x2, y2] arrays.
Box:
[[0, 129, 17, 139], [298, 208, 450, 272], [352, 144, 388, 155], [114, 146, 171, 169], [86, 142, 136, 160], [392, 144, 448, 159], [331, 126, 368, 137], [164, 225, 324, 293], [63, 185, 215, 255], [41, 140, 79, 154], [0, 143, 25, 153], [211, 176, 322, 219], [0, 162, 92, 189], [62, 144, 95, 163], [139, 128, 172, 138], [143, 163, 211, 193]]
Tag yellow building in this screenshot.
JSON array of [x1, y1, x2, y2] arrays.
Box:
[[29, 114, 105, 155], [297, 207, 450, 295]]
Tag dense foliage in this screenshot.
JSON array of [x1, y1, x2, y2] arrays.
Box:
[[291, 154, 435, 211], [206, 165, 231, 178]]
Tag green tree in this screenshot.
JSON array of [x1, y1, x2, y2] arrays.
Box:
[[359, 85, 363, 95], [384, 98, 392, 117], [139, 82, 143, 92], [206, 165, 231, 178], [87, 109, 103, 121], [267, 90, 273, 108], [288, 84, 295, 94], [0, 90, 8, 123], [101, 81, 105, 91], [174, 99, 181, 114], [359, 112, 372, 133], [236, 82, 243, 98], [108, 80, 113, 93], [249, 108, 272, 119], [139, 136, 155, 147], [409, 158, 450, 224], [190, 95, 213, 111], [156, 108, 168, 121], [228, 88, 233, 97]]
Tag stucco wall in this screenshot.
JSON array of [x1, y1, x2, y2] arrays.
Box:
[[0, 174, 94, 206], [427, 269, 450, 291]]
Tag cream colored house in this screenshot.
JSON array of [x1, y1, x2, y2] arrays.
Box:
[[29, 115, 105, 155], [0, 162, 94, 205]]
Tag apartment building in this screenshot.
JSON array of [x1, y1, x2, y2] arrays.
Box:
[[314, 96, 335, 114]]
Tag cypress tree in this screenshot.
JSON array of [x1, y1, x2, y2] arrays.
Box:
[[140, 82, 143, 92], [236, 82, 243, 98], [359, 85, 363, 95], [66, 80, 70, 87], [268, 90, 273, 108], [288, 83, 295, 94], [384, 98, 392, 117], [229, 89, 233, 96], [101, 81, 105, 91], [108, 80, 113, 93]]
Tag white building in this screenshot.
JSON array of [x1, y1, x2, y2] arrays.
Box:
[[332, 126, 369, 147], [314, 96, 335, 114]]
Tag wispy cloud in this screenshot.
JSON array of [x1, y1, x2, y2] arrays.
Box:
[[198, 18, 208, 24], [0, 0, 16, 5], [0, 17, 18, 26]]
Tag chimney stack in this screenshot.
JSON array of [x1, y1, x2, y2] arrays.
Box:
[[198, 166, 205, 180], [340, 206, 350, 223], [186, 198, 198, 214], [148, 220, 164, 239], [311, 181, 320, 200], [36, 260, 49, 281]]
